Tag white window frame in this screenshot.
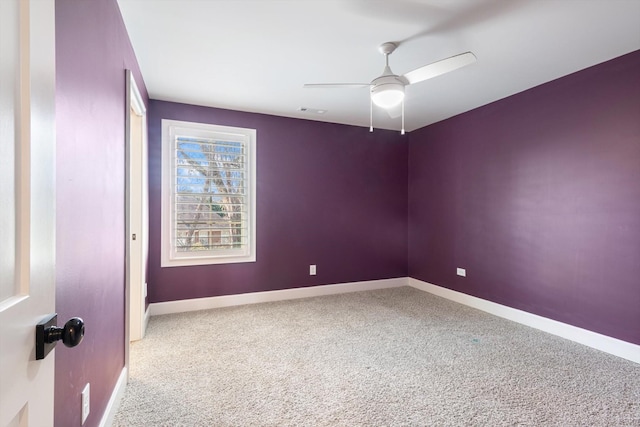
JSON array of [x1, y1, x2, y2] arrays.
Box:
[[161, 119, 256, 267]]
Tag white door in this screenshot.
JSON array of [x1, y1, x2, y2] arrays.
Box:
[[0, 0, 57, 426], [126, 70, 148, 345]]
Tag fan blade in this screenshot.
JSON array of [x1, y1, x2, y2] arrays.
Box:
[[402, 52, 476, 85], [303, 83, 371, 89]]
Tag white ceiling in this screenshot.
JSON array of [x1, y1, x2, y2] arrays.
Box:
[[117, 0, 640, 132]]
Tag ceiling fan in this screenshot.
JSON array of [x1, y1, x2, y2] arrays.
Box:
[[304, 42, 476, 134]]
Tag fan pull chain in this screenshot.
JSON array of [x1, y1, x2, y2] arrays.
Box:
[[369, 97, 373, 132], [401, 98, 405, 135]]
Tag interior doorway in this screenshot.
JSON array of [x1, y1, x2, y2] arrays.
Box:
[[125, 70, 149, 360]]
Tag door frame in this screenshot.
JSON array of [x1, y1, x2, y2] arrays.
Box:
[[125, 69, 148, 367]]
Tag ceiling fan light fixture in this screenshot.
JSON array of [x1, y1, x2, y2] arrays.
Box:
[[370, 79, 405, 109], [304, 41, 477, 128]]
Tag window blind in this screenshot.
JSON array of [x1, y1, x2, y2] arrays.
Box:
[[173, 135, 249, 253]]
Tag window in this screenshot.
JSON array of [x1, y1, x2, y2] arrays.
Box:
[[161, 119, 256, 267]]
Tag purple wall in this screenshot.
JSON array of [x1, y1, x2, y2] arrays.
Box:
[[50, 0, 638, 423], [408, 50, 640, 345], [55, 1, 148, 426], [148, 101, 408, 302]]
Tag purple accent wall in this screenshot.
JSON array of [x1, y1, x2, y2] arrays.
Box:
[[148, 101, 408, 302], [408, 50, 640, 345], [55, 1, 148, 426]]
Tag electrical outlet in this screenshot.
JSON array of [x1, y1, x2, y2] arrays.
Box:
[[456, 268, 466, 277], [309, 265, 317, 276], [81, 383, 90, 424]]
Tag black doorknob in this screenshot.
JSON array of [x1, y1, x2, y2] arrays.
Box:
[[36, 314, 85, 360], [45, 317, 85, 347]]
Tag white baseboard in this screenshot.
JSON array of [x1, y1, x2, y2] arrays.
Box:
[[149, 277, 408, 316], [408, 278, 640, 365], [146, 276, 638, 364], [98, 367, 127, 427]]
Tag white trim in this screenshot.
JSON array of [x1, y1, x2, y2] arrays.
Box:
[[408, 278, 640, 364], [98, 367, 128, 427], [149, 277, 408, 316], [161, 119, 257, 267], [146, 276, 638, 364], [125, 69, 148, 347], [129, 72, 145, 115]]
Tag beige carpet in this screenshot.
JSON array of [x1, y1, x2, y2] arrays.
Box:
[[114, 287, 640, 426]]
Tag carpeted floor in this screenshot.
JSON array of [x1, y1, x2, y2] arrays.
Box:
[[113, 286, 640, 426]]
